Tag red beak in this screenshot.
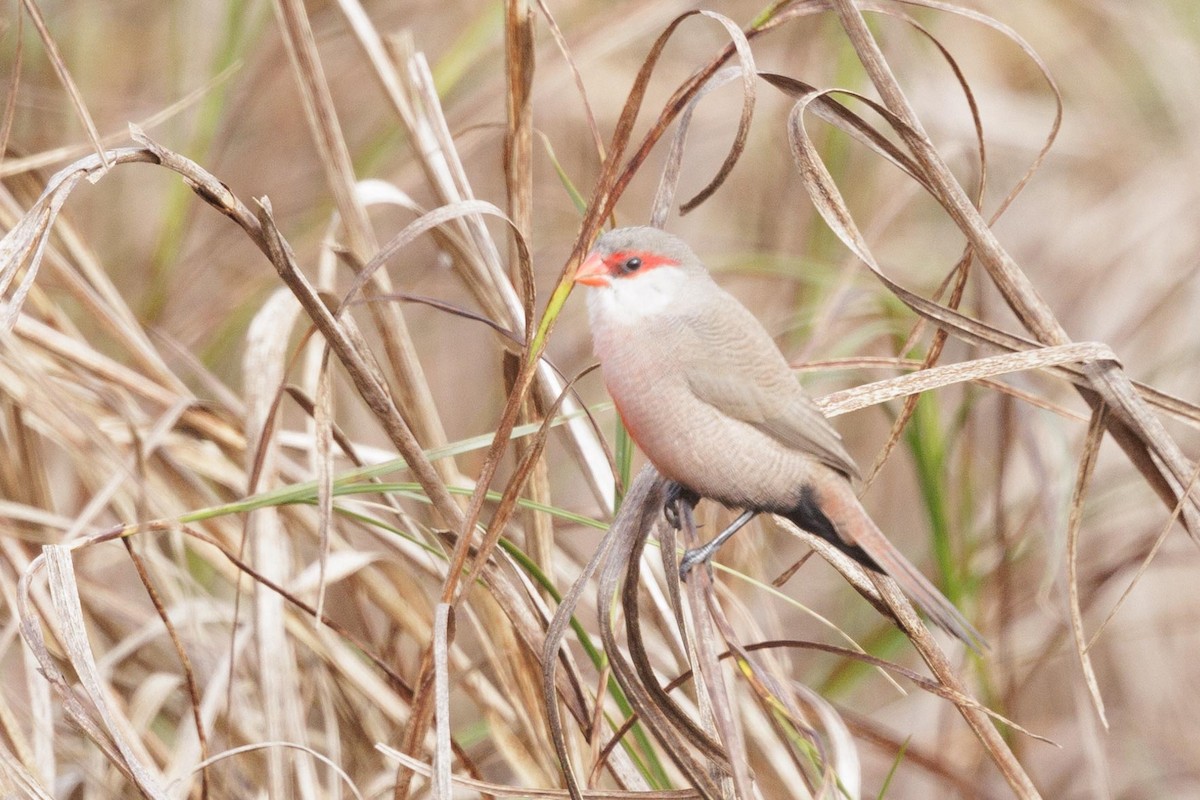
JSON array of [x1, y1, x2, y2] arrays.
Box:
[[574, 251, 611, 287]]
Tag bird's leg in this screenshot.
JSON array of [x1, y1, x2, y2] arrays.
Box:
[[679, 510, 757, 579], [662, 482, 699, 530]]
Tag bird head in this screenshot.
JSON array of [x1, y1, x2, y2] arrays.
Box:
[[574, 227, 704, 289]]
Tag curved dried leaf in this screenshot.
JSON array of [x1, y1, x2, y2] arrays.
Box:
[[1066, 407, 1109, 729]]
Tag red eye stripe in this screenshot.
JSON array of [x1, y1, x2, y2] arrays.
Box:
[[603, 249, 678, 275]]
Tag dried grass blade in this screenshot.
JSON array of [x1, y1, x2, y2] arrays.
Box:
[[826, 0, 1042, 330], [870, 2, 988, 199], [536, 8, 742, 393], [396, 327, 555, 800], [683, 568, 752, 799], [187, 742, 368, 800], [0, 60, 241, 180], [1087, 456, 1200, 649], [625, 506, 727, 771], [0, 9, 23, 165], [18, 0, 109, 170], [5, 543, 57, 788], [314, 350, 335, 622], [862, 294, 962, 490], [396, 48, 604, 522], [532, 0, 605, 159], [568, 626, 1058, 793], [677, 12, 756, 215], [816, 342, 1120, 418], [0, 606, 40, 782], [597, 472, 726, 800], [886, 0, 1064, 220], [871, 575, 1042, 798], [432, 604, 453, 800], [1133, 383, 1200, 430], [271, 0, 374, 256], [503, 0, 557, 587], [0, 744, 53, 800], [278, 2, 460, 493], [838, 708, 1000, 798], [734, 640, 1048, 743], [775, 518, 1051, 771], [0, 154, 104, 328], [339, 200, 509, 332], [421, 212, 533, 590], [15, 551, 120, 767], [0, 329, 138, 537], [391, 226, 540, 800], [120, 531, 210, 797], [453, 360, 575, 613], [544, 522, 619, 796], [64, 395, 194, 542], [1066, 407, 1109, 729], [341, 18, 525, 350], [504, 0, 535, 248], [762, 73, 927, 189], [401, 50, 510, 297], [787, 75, 1199, 535], [1082, 363, 1200, 534], [0, 208, 173, 397], [544, 482, 667, 796], [433, 385, 604, 779], [775, 520, 889, 618], [333, 196, 511, 494], [855, 1, 993, 488], [599, 6, 811, 224], [651, 67, 744, 229], [826, 0, 1199, 536], [243, 288, 320, 799], [332, 311, 392, 403], [803, 320, 1196, 431], [541, 492, 630, 799], [797, 689, 860, 797], [380, 742, 694, 798], [254, 199, 466, 530], [128, 130, 262, 232], [42, 546, 168, 798], [707, 608, 860, 797]]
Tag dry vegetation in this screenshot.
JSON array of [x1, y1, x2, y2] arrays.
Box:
[[1, 1, 1199, 798]]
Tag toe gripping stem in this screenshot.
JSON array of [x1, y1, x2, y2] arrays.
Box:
[[678, 510, 757, 579], [663, 483, 758, 580]]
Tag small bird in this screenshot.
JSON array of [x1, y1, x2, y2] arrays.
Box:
[[575, 226, 979, 646]]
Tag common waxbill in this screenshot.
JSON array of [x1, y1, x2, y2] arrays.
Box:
[[575, 226, 979, 646]]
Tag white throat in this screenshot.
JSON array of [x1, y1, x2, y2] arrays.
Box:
[[586, 266, 688, 329]]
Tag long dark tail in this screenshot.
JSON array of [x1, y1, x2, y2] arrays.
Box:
[[785, 482, 985, 650]]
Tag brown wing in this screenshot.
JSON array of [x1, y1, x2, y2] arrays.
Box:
[[678, 292, 861, 480], [685, 370, 861, 480]]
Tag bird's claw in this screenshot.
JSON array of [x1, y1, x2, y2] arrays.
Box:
[[677, 510, 758, 582], [678, 545, 712, 580], [663, 482, 697, 530]]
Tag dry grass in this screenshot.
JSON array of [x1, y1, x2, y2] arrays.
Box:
[[1, 1, 1199, 798]]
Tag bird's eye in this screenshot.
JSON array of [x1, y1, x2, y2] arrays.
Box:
[[620, 257, 642, 274]]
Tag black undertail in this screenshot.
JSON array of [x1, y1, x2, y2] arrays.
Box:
[[666, 480, 882, 572], [783, 484, 882, 573]]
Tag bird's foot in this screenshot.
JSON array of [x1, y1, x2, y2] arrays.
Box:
[[678, 510, 758, 581], [678, 542, 717, 579], [662, 482, 698, 530]]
